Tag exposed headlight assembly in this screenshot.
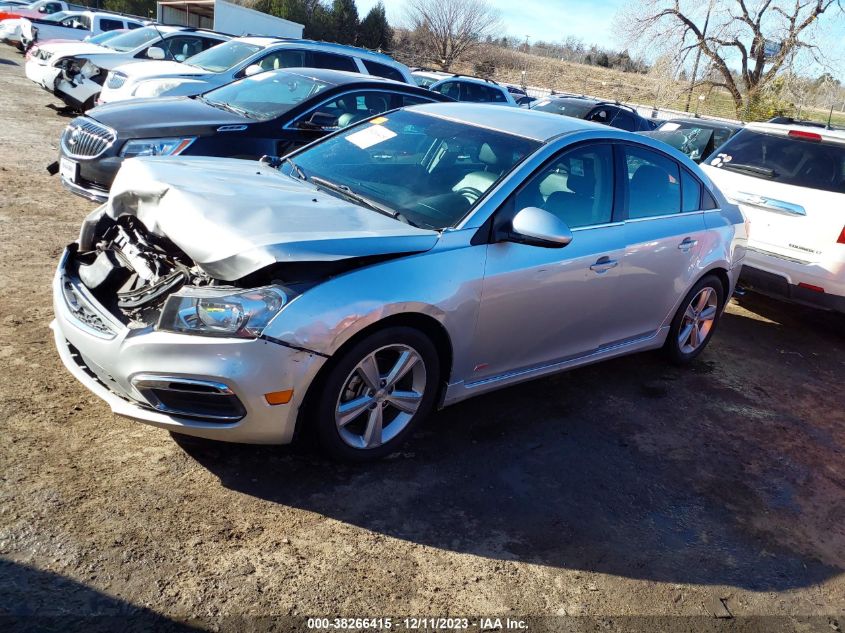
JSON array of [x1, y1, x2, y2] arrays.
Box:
[[133, 78, 185, 98], [120, 137, 195, 158], [157, 286, 293, 338]]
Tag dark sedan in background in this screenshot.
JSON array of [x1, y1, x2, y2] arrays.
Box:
[[529, 95, 659, 131], [57, 67, 452, 201], [640, 117, 743, 162]]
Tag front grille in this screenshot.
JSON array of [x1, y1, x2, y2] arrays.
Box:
[[61, 117, 117, 159], [105, 71, 126, 89]]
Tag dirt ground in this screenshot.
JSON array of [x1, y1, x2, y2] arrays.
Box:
[[0, 44, 843, 632]]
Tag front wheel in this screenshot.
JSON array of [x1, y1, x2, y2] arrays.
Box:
[[313, 327, 440, 461], [664, 275, 725, 364]]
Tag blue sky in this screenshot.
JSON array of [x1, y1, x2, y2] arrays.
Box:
[[356, 0, 625, 49], [355, 0, 844, 79]]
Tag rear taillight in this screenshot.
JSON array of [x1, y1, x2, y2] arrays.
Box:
[[798, 282, 825, 293], [838, 226, 845, 244], [788, 130, 822, 142]]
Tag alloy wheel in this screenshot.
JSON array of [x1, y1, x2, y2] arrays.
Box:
[[677, 286, 718, 354], [334, 344, 427, 450]]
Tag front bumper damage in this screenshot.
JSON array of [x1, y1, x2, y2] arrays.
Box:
[[52, 247, 327, 444]]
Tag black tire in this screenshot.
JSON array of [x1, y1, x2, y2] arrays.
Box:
[[312, 326, 440, 462], [664, 274, 725, 364]]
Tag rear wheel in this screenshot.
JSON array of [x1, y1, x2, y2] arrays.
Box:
[[664, 275, 724, 364], [313, 327, 440, 461]]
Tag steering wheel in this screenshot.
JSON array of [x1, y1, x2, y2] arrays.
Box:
[[455, 186, 484, 203]]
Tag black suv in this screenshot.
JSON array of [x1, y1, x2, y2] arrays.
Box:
[[530, 95, 658, 132]]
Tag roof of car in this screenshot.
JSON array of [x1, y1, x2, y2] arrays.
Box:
[[434, 75, 504, 88], [268, 67, 419, 88], [745, 121, 845, 140], [407, 102, 603, 141], [664, 117, 743, 130], [234, 36, 404, 66]]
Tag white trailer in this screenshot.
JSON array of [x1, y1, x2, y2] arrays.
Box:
[[156, 0, 303, 38]]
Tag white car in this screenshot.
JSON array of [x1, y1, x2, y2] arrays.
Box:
[[0, 8, 70, 46], [702, 122, 845, 312], [26, 25, 228, 110], [19, 10, 143, 48], [98, 36, 414, 104], [428, 75, 519, 107]]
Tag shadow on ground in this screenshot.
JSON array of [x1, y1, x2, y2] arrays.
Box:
[[0, 559, 200, 632], [176, 294, 844, 592]]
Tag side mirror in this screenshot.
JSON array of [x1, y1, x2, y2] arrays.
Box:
[[146, 46, 165, 60], [509, 206, 573, 248], [243, 64, 263, 77]]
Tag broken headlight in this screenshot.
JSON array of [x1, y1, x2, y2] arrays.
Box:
[[157, 286, 293, 338]]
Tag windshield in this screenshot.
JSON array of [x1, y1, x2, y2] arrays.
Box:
[[531, 98, 595, 118], [651, 124, 715, 161], [102, 25, 159, 52], [183, 40, 259, 73], [284, 110, 540, 229], [705, 129, 845, 194], [85, 29, 124, 44], [202, 70, 330, 121], [42, 10, 69, 21]]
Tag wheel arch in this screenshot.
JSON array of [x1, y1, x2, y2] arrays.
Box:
[[294, 312, 454, 440]]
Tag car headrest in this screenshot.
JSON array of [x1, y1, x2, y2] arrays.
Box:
[[364, 94, 387, 112], [478, 142, 499, 166], [631, 165, 670, 195]]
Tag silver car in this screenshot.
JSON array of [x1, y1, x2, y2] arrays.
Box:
[[52, 103, 747, 460]]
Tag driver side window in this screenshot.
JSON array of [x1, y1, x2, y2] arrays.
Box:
[[514, 144, 615, 229]]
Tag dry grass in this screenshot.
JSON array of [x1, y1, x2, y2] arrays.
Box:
[[448, 46, 844, 126]]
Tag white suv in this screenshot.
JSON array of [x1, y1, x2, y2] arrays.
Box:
[[702, 122, 845, 312], [97, 36, 414, 104]]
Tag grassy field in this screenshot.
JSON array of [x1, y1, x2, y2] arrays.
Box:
[[449, 46, 845, 126]]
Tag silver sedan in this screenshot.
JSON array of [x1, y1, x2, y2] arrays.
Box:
[[52, 103, 747, 460]]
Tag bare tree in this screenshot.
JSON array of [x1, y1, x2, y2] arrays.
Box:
[[617, 0, 844, 115], [406, 0, 501, 70]]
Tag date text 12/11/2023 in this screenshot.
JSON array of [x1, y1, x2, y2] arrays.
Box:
[[306, 617, 529, 630]]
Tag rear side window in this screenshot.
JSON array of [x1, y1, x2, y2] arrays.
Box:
[[362, 59, 405, 82], [706, 129, 845, 194], [126, 21, 142, 29], [680, 169, 702, 211], [100, 18, 123, 31], [624, 145, 682, 218], [312, 51, 358, 72]]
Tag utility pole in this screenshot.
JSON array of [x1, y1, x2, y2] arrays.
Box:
[[684, 0, 715, 112]]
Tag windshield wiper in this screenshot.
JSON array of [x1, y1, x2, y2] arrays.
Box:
[[283, 157, 307, 181], [310, 176, 419, 227], [719, 163, 777, 179]]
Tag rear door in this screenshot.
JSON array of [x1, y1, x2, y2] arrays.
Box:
[[703, 128, 845, 263], [611, 144, 709, 346]]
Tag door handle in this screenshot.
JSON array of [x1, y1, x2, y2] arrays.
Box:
[[589, 256, 618, 273], [678, 238, 698, 252]]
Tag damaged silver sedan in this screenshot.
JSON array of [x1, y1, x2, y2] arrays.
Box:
[[52, 103, 747, 460]]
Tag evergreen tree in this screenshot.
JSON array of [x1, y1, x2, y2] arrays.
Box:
[[358, 1, 391, 51], [330, 0, 358, 45]]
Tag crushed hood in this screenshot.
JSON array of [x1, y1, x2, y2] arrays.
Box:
[[107, 157, 440, 281]]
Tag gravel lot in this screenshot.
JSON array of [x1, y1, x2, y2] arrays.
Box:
[[1, 44, 843, 632]]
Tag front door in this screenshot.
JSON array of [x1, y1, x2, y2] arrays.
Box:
[[470, 142, 625, 382]]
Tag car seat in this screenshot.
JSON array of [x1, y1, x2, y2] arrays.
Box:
[[451, 142, 503, 200], [628, 165, 673, 217]]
